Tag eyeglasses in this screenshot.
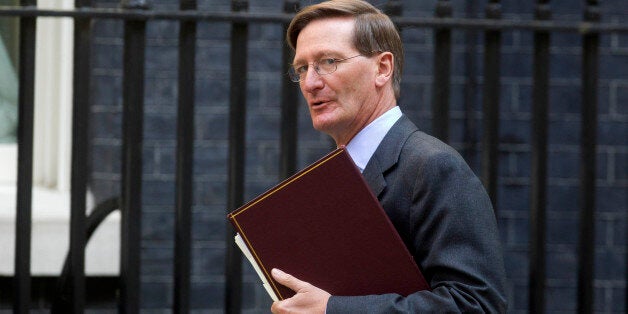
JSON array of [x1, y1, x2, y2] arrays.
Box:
[[288, 54, 365, 82]]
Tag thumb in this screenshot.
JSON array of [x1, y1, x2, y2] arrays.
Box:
[[271, 268, 309, 292]]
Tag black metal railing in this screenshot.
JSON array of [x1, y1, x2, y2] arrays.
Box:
[[1, 0, 627, 313]]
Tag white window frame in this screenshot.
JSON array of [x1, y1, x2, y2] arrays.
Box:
[[0, 0, 119, 276]]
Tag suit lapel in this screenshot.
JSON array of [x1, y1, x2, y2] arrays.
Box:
[[362, 115, 418, 198]]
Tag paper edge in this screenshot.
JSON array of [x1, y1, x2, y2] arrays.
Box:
[[235, 233, 279, 302]]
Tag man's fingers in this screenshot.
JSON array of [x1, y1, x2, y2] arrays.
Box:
[[272, 268, 309, 292]]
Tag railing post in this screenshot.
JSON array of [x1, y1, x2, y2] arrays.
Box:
[[173, 0, 197, 313], [432, 0, 452, 143], [14, 0, 37, 313], [119, 0, 149, 313], [577, 1, 600, 313], [280, 0, 300, 179], [529, 1, 551, 313], [67, 0, 93, 312], [462, 0, 480, 163], [225, 1, 248, 313], [481, 0, 501, 209]]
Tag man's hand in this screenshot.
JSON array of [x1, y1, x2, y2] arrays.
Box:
[[270, 268, 331, 314]]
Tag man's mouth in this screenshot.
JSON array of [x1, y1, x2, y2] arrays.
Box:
[[311, 100, 330, 107]]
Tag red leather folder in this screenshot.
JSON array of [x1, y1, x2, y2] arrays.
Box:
[[227, 147, 429, 300]]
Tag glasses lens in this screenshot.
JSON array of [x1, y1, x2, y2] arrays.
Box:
[[288, 67, 300, 82], [316, 59, 337, 76]]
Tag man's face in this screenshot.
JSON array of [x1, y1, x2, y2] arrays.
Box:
[[293, 17, 381, 145]]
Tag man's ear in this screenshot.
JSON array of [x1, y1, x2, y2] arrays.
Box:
[[374, 52, 394, 88]]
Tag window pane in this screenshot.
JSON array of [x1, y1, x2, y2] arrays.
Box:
[[0, 1, 18, 143]]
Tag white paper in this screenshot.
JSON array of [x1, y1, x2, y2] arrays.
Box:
[[235, 233, 279, 302]]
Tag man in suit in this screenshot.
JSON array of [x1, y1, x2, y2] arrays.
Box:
[[271, 0, 507, 312]]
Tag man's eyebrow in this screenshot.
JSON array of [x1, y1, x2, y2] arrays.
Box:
[[292, 50, 343, 65]]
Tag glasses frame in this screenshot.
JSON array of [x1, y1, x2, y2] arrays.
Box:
[[287, 54, 365, 83]]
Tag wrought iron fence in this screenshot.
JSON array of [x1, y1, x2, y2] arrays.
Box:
[[1, 0, 627, 313]]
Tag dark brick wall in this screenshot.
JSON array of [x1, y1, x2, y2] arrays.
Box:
[[88, 0, 627, 312]]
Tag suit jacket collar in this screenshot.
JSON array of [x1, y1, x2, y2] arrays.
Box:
[[362, 115, 418, 197]]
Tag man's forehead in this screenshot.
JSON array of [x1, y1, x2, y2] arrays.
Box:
[[293, 17, 356, 62]]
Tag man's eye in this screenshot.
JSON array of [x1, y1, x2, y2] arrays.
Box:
[[295, 65, 308, 74], [321, 58, 337, 65]]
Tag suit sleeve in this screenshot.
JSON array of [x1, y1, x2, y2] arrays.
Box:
[[326, 149, 507, 313]]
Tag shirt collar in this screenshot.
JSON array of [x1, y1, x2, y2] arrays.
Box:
[[345, 106, 402, 172]]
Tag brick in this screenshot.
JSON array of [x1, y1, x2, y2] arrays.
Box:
[[190, 281, 225, 309], [503, 248, 530, 281], [195, 41, 231, 72], [249, 47, 283, 74], [497, 182, 530, 212], [550, 52, 581, 80], [141, 281, 173, 309], [244, 142, 280, 177], [145, 77, 178, 108], [91, 143, 122, 174], [144, 112, 177, 140], [191, 213, 227, 242], [498, 151, 531, 179], [546, 216, 578, 245], [245, 113, 280, 141], [547, 151, 579, 179], [92, 112, 123, 140], [193, 247, 227, 277], [143, 179, 175, 206], [547, 184, 579, 213], [610, 287, 627, 312], [141, 246, 173, 278], [400, 28, 431, 47], [146, 20, 179, 40], [596, 186, 628, 213], [399, 82, 431, 114], [196, 112, 229, 140], [402, 51, 433, 77], [545, 284, 577, 312], [614, 83, 628, 114], [499, 118, 530, 144], [549, 84, 582, 115], [142, 210, 175, 241], [195, 77, 230, 108], [156, 145, 176, 176], [501, 1, 535, 15], [612, 217, 627, 247], [502, 52, 533, 78], [92, 42, 123, 69], [546, 249, 577, 280], [598, 121, 628, 145], [92, 19, 123, 39], [91, 74, 122, 108], [551, 32, 582, 49], [600, 55, 628, 80], [509, 279, 529, 312], [193, 144, 228, 177], [508, 217, 531, 247], [197, 21, 231, 40], [548, 120, 581, 145], [257, 76, 283, 109], [595, 247, 626, 280], [399, 2, 435, 16], [194, 180, 228, 207]]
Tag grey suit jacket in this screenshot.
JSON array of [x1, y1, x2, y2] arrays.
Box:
[[327, 115, 507, 313]]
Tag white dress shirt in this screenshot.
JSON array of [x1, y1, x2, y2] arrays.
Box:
[[345, 106, 402, 172]]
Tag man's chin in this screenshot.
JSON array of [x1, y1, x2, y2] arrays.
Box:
[[312, 120, 336, 135]]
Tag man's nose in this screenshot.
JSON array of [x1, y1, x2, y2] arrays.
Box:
[[301, 67, 324, 91]]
